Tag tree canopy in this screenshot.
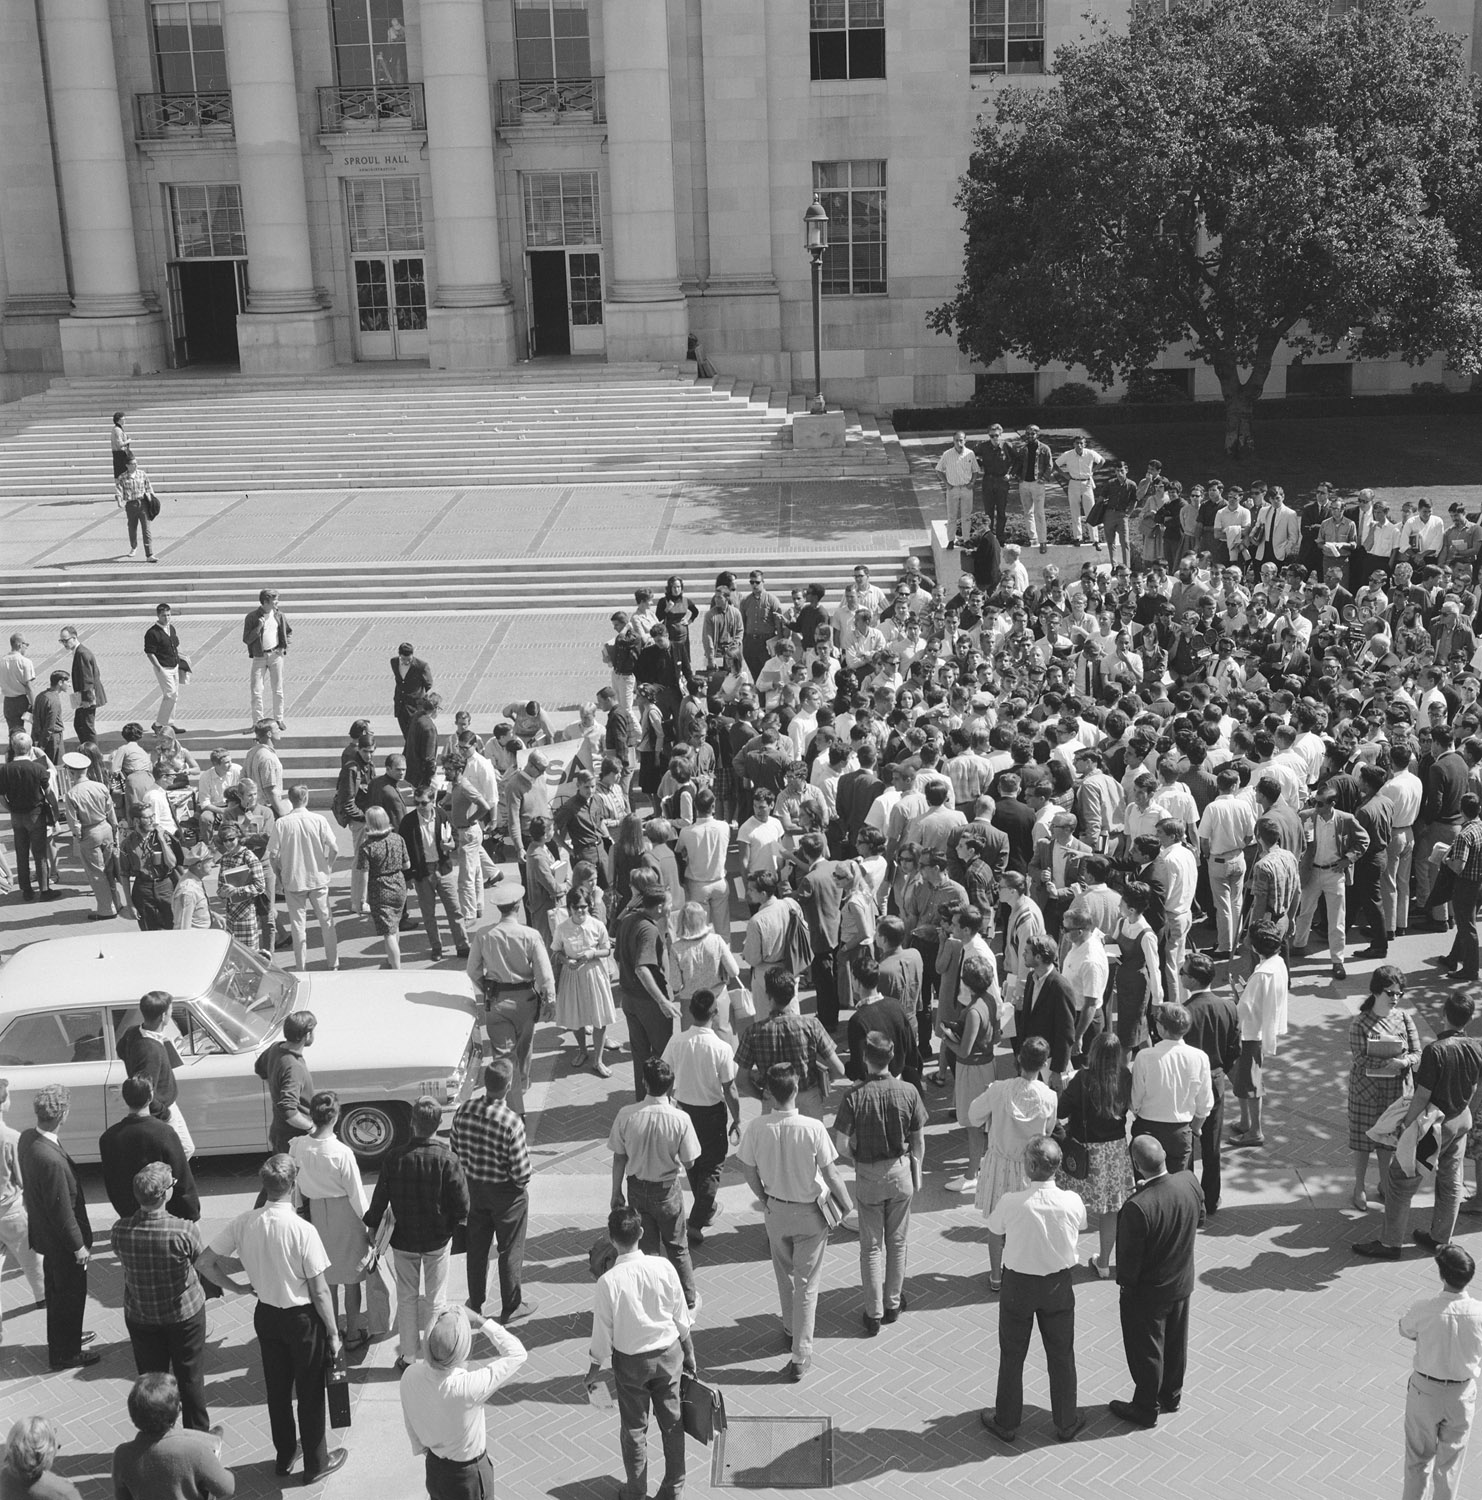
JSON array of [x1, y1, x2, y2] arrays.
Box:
[[928, 0, 1482, 453]]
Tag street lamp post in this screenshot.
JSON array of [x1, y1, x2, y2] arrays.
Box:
[[803, 195, 828, 415]]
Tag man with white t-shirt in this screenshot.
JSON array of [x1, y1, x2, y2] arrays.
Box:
[[663, 989, 741, 1247], [1056, 436, 1104, 549], [1381, 742, 1425, 940], [676, 788, 731, 938]]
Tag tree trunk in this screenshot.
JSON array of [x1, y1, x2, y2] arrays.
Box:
[[1223, 389, 1255, 459]]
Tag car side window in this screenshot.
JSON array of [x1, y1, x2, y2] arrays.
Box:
[[0, 1011, 106, 1066], [173, 1007, 224, 1059]]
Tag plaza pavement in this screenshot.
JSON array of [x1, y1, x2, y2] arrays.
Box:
[[1, 462, 1477, 1500]]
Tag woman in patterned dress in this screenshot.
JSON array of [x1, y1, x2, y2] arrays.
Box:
[[1347, 964, 1422, 1212], [216, 822, 265, 953], [1056, 1032, 1135, 1277], [552, 886, 617, 1076], [356, 806, 410, 969]]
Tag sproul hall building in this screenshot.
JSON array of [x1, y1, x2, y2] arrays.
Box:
[[2, 0, 1480, 409]]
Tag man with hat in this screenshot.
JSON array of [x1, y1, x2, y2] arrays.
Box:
[[61, 749, 125, 919], [975, 423, 1015, 541], [1292, 780, 1369, 981], [1014, 425, 1054, 555], [465, 882, 554, 1116], [399, 1302, 527, 1500]]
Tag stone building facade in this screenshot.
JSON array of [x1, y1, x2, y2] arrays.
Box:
[[2, 0, 1479, 407]]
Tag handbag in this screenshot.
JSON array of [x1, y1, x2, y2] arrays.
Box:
[[326, 1351, 352, 1429], [1060, 1136, 1090, 1180], [781, 903, 814, 976], [680, 1372, 727, 1444]]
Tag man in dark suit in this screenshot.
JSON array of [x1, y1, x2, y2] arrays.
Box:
[[60, 625, 107, 711], [19, 1084, 97, 1368], [1415, 725, 1471, 928], [795, 834, 842, 1031], [1109, 1135, 1205, 1428], [99, 1074, 200, 1222], [1352, 762, 1395, 960], [990, 774, 1036, 875], [1180, 955, 1241, 1216], [835, 741, 885, 856], [1021, 936, 1078, 1089], [391, 642, 434, 747]]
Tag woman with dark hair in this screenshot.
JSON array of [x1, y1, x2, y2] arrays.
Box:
[[111, 721, 156, 816], [110, 411, 131, 500], [660, 575, 700, 672], [607, 812, 657, 926], [1346, 964, 1421, 1211], [1056, 1032, 1135, 1277], [1113, 881, 1162, 1053]]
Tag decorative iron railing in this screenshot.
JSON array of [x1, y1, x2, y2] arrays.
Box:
[[496, 77, 605, 127], [135, 91, 234, 139], [317, 83, 426, 132]]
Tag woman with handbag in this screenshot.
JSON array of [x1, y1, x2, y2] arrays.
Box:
[[1346, 965, 1422, 1212], [1055, 1032, 1136, 1278], [552, 886, 618, 1075]]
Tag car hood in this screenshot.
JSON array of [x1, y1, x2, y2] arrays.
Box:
[[291, 972, 480, 1073]]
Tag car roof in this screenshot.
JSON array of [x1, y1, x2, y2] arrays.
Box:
[[0, 931, 230, 1013]]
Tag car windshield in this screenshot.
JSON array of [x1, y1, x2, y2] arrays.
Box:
[[204, 941, 296, 1050]]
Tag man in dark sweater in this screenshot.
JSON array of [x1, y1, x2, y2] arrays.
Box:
[[117, 990, 190, 1151], [255, 1011, 316, 1154], [111, 1372, 233, 1499], [100, 1075, 200, 1221], [845, 954, 922, 1089], [1179, 954, 1240, 1216], [1021, 936, 1078, 1089], [364, 1096, 470, 1372]]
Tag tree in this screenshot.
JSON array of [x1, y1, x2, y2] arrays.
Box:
[[928, 0, 1482, 455]]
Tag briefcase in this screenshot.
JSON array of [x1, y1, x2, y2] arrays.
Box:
[[680, 1372, 727, 1444], [326, 1351, 351, 1429]]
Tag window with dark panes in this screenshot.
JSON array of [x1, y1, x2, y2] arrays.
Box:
[[151, 1, 227, 92], [515, 0, 592, 79], [969, 0, 1045, 75], [813, 161, 886, 295], [810, 0, 885, 80], [330, 0, 408, 87]]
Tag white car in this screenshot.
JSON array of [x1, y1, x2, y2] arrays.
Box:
[[0, 931, 483, 1164]]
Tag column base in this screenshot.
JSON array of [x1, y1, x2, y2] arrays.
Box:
[[236, 309, 336, 374], [58, 311, 167, 378], [602, 296, 689, 363], [427, 304, 517, 370]]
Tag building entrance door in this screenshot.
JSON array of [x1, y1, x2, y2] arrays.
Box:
[[527, 250, 570, 356], [352, 254, 428, 359], [169, 261, 243, 366]]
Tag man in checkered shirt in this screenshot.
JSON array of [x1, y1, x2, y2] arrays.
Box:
[[450, 1059, 536, 1327], [735, 970, 845, 1121], [111, 1161, 215, 1435]]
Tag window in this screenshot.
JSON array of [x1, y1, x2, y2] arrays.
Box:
[[970, 0, 1045, 75], [813, 161, 886, 295], [346, 178, 425, 252], [0, 1011, 106, 1067], [521, 172, 601, 247], [330, 0, 408, 87], [568, 252, 603, 325], [151, 1, 227, 92], [169, 184, 245, 258], [515, 0, 591, 80], [810, 0, 885, 79]]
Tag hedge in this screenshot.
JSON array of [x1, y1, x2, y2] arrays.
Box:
[[890, 388, 1482, 432]]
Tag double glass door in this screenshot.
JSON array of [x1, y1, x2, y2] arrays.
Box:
[[353, 254, 427, 359]]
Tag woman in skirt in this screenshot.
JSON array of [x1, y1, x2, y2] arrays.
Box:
[[1055, 1032, 1135, 1277], [1347, 964, 1421, 1211], [357, 806, 410, 968], [833, 860, 878, 1015], [552, 886, 617, 1076], [967, 1034, 1059, 1290], [289, 1092, 372, 1350], [938, 955, 1000, 1195]]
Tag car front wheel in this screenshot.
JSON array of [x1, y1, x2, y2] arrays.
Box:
[[336, 1101, 412, 1165]]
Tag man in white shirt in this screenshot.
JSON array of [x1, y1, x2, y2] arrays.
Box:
[[1198, 769, 1257, 958], [196, 747, 241, 834], [738, 1063, 853, 1380], [1404, 498, 1447, 560], [196, 1154, 345, 1482], [935, 431, 983, 543], [1131, 1004, 1213, 1175], [0, 633, 36, 737], [266, 785, 341, 971], [243, 588, 292, 732], [980, 1137, 1088, 1444], [1056, 436, 1103, 549], [400, 1304, 526, 1500], [1381, 743, 1425, 940], [663, 989, 741, 1246], [851, 566, 889, 619], [242, 719, 288, 816], [675, 788, 731, 939], [1152, 818, 1198, 1003], [1398, 1243, 1482, 1500], [586, 1206, 696, 1500]]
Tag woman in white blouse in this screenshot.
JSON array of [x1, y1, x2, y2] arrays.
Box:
[[290, 1091, 372, 1349]]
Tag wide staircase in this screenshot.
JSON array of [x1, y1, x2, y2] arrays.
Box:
[[0, 364, 906, 497]]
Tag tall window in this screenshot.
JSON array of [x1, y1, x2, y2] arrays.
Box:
[[521, 172, 601, 247], [514, 0, 591, 79], [810, 0, 885, 80], [169, 184, 245, 258], [330, 0, 408, 87], [345, 178, 425, 252], [151, 1, 227, 92], [970, 0, 1045, 74], [813, 161, 886, 295]]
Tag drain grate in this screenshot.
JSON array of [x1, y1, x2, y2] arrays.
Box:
[[711, 1415, 833, 1489]]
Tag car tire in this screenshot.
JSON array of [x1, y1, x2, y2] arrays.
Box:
[[336, 1101, 412, 1166]]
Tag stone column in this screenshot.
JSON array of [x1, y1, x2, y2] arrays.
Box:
[[601, 0, 688, 361], [695, 0, 782, 380], [222, 0, 334, 371], [421, 0, 515, 369], [37, 0, 167, 375]]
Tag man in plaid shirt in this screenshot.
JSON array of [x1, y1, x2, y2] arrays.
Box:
[[450, 1059, 535, 1327], [111, 1162, 215, 1435], [736, 971, 845, 1121]]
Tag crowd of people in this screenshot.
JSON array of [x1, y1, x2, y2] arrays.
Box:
[[9, 438, 1482, 1496]]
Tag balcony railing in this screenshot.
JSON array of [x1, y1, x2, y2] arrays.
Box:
[[317, 83, 426, 133], [135, 91, 234, 139], [497, 76, 605, 127]]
